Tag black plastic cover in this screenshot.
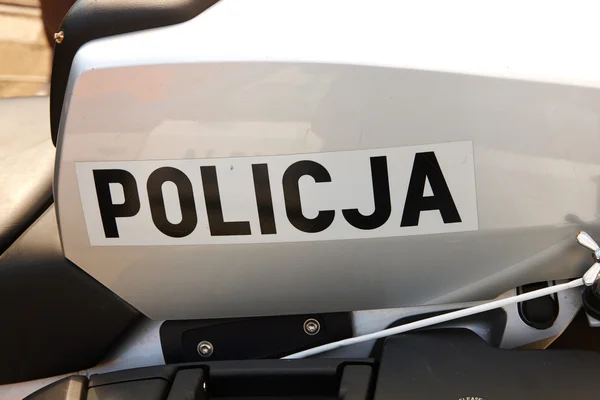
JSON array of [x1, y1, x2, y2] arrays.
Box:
[[206, 360, 343, 399], [374, 330, 600, 400], [370, 308, 507, 358], [50, 0, 220, 145], [160, 313, 353, 363], [0, 207, 141, 384]]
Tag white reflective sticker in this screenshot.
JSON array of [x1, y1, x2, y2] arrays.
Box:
[[76, 141, 478, 246]]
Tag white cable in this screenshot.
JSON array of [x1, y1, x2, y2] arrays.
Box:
[[285, 232, 600, 359], [283, 277, 585, 359]]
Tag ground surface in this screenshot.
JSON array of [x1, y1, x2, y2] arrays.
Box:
[[0, 0, 51, 97]]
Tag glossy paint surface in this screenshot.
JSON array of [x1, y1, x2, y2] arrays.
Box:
[[55, 0, 600, 319]]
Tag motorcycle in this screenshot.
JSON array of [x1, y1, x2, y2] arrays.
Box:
[[1, 0, 600, 398]]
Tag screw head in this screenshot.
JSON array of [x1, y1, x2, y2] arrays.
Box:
[[54, 31, 64, 44], [197, 341, 214, 357], [303, 318, 320, 335]]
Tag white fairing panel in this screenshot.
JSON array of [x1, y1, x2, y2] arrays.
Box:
[[55, 0, 600, 320]]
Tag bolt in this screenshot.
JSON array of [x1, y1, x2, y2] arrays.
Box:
[[197, 341, 213, 357], [54, 31, 64, 44], [303, 318, 320, 335]]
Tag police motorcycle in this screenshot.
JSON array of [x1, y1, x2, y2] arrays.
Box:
[[2, 0, 600, 398]]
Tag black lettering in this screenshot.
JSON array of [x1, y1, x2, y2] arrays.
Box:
[[400, 151, 461, 227], [252, 164, 276, 234], [282, 160, 334, 233], [200, 166, 251, 236], [147, 167, 197, 238], [342, 156, 391, 230], [93, 169, 140, 238]]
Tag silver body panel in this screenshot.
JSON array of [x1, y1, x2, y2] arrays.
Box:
[[55, 0, 600, 320]]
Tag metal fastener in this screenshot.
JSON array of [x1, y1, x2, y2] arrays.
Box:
[[303, 318, 320, 335], [577, 232, 600, 286], [54, 31, 64, 44], [197, 341, 214, 357]]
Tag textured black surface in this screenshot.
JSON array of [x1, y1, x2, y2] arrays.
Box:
[[0, 207, 141, 384], [50, 0, 220, 145], [160, 313, 353, 363], [24, 376, 88, 400], [373, 330, 600, 400]]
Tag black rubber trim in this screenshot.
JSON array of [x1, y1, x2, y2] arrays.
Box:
[[50, 0, 220, 145], [0, 206, 141, 384]]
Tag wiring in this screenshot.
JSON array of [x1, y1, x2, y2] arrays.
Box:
[[282, 231, 600, 359], [283, 277, 585, 359]]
